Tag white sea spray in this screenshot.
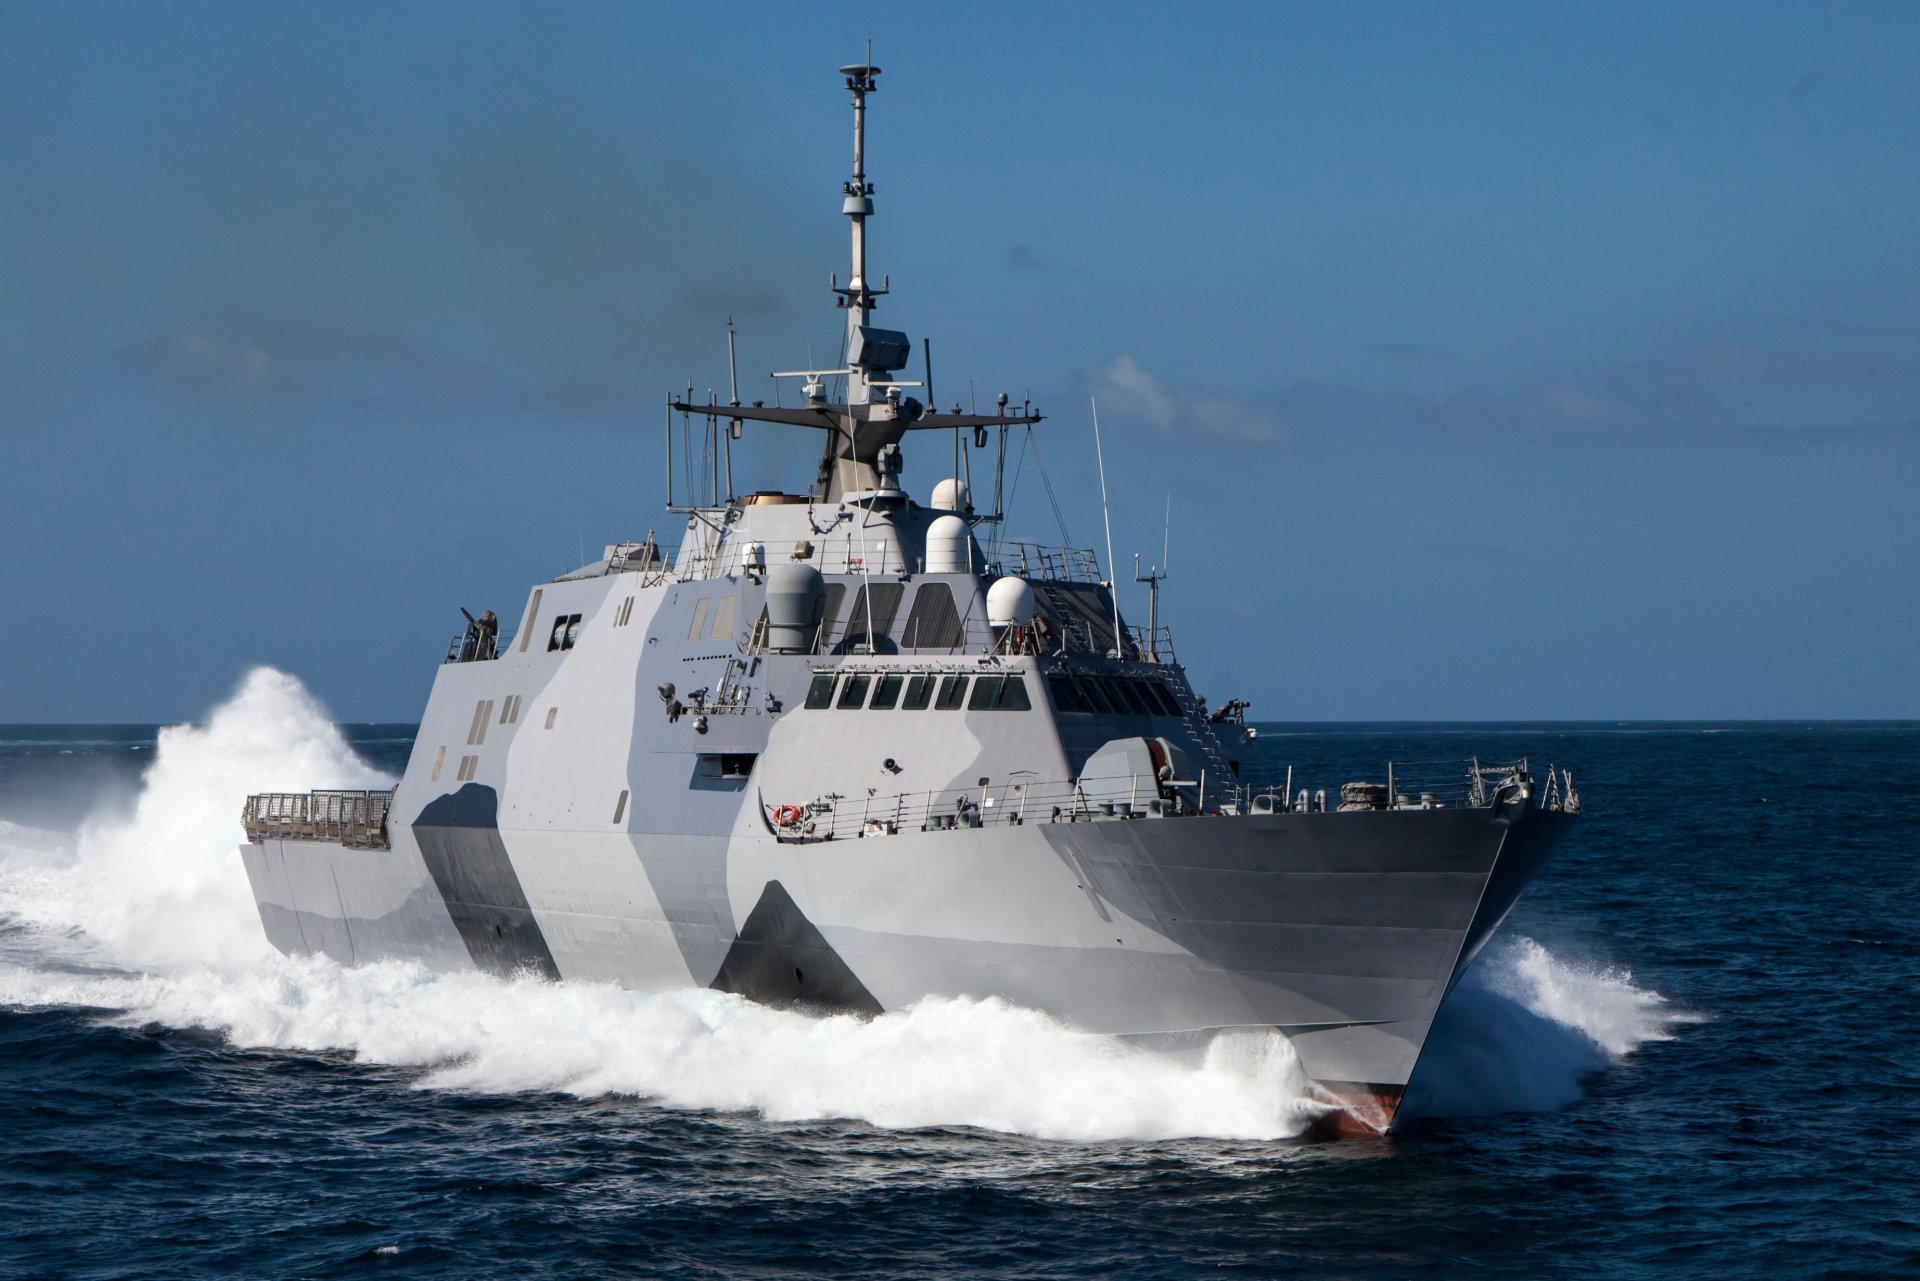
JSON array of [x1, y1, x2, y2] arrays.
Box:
[[0, 666, 1686, 1137]]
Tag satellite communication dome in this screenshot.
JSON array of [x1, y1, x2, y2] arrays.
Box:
[[930, 478, 971, 512], [986, 576, 1036, 628], [925, 514, 970, 572]]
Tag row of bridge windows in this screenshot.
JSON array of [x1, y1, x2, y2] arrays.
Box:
[[804, 671, 1034, 713], [1045, 673, 1184, 718], [800, 670, 1187, 718]]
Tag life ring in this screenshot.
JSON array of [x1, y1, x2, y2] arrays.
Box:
[[772, 804, 804, 829]]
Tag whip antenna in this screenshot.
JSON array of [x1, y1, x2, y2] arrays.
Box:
[[1091, 397, 1122, 657]]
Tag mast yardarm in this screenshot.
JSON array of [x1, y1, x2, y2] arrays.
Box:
[[670, 60, 1043, 502]]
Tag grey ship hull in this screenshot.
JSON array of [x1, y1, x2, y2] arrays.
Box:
[[241, 793, 1570, 1132]]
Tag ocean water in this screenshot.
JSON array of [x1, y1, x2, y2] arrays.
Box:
[[1, 671, 1914, 1279]]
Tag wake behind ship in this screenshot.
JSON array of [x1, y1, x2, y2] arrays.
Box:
[[239, 60, 1578, 1135]]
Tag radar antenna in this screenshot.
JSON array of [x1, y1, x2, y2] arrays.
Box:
[[833, 57, 885, 351], [1135, 496, 1171, 662], [668, 56, 1042, 504]]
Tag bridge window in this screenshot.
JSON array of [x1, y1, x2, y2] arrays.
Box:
[[836, 673, 872, 709], [548, 613, 582, 652], [870, 674, 904, 709], [1147, 682, 1183, 717], [997, 676, 1032, 711], [804, 674, 837, 709], [971, 674, 1032, 710], [1079, 678, 1115, 714], [1046, 675, 1087, 714], [934, 675, 969, 710], [687, 597, 711, 642], [1114, 680, 1153, 717], [901, 675, 935, 709]]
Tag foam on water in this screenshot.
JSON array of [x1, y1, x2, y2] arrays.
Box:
[[0, 958, 1328, 1141], [1404, 936, 1699, 1119], [0, 667, 390, 969], [0, 667, 1684, 1139]]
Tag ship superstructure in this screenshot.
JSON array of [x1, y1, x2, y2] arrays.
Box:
[[240, 62, 1578, 1135]]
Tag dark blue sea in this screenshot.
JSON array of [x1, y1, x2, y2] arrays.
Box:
[[2, 687, 1915, 1279]]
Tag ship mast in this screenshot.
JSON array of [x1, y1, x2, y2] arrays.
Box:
[[669, 58, 1043, 504], [837, 59, 883, 404]]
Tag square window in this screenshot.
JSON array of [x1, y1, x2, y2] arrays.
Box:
[[997, 676, 1032, 711], [870, 674, 904, 709], [1046, 675, 1086, 713], [1080, 678, 1115, 714], [836, 673, 872, 709], [968, 676, 1004, 710]]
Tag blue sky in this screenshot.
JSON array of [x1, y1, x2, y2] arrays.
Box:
[[2, 2, 1916, 722]]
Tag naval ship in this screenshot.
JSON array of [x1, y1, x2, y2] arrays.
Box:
[[240, 61, 1579, 1136]]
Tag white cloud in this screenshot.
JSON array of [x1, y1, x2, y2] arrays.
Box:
[[1085, 354, 1288, 444]]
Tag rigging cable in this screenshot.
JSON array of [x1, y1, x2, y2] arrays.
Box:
[[1025, 424, 1073, 546]]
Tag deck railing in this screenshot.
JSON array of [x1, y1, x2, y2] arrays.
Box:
[[764, 757, 1575, 842], [995, 542, 1105, 584], [444, 632, 516, 664], [243, 789, 395, 849]]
